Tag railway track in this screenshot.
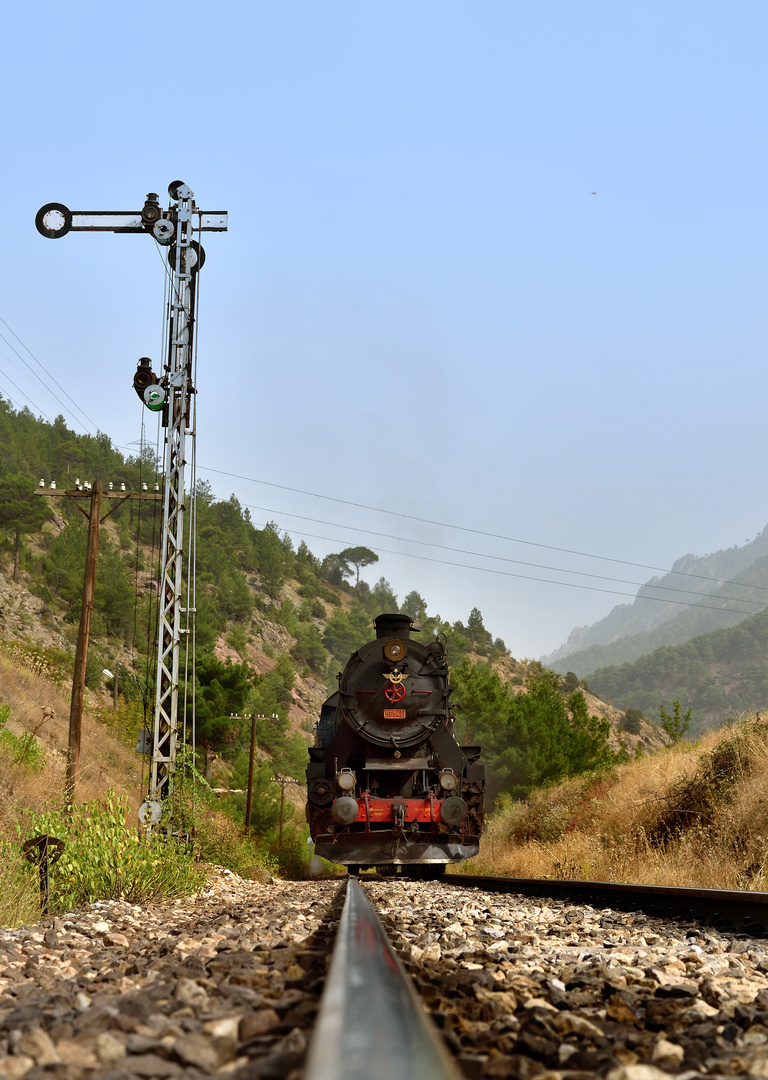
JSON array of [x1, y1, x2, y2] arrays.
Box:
[[304, 877, 460, 1080], [445, 873, 768, 936]]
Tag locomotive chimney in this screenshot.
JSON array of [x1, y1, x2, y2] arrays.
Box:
[[374, 613, 414, 640]]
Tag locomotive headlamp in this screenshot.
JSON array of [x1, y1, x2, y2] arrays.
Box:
[[337, 768, 356, 791], [384, 639, 407, 662], [439, 769, 458, 791]]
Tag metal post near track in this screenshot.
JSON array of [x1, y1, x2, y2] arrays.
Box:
[[35, 185, 228, 833], [243, 714, 256, 834]]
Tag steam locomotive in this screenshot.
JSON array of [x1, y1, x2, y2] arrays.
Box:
[[306, 613, 484, 874]]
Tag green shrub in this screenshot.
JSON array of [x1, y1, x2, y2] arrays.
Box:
[[0, 704, 46, 772], [275, 600, 299, 636], [507, 798, 570, 844], [291, 624, 326, 672], [659, 700, 692, 744], [193, 798, 278, 881], [17, 792, 204, 913], [622, 708, 644, 734], [648, 729, 755, 844], [0, 840, 41, 927], [226, 624, 249, 657]]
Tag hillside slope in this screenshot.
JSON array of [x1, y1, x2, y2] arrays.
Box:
[[0, 401, 666, 807], [470, 712, 768, 890]]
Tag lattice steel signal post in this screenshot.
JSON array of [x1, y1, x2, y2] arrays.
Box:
[[36, 183, 228, 835]]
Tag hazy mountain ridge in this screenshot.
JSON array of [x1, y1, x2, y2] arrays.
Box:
[[587, 606, 768, 731], [542, 526, 768, 672], [547, 549, 768, 676]]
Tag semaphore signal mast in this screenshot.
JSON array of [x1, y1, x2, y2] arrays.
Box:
[[36, 182, 228, 834]]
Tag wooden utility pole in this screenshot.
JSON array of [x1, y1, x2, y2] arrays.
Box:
[[35, 482, 161, 802], [66, 479, 102, 802]]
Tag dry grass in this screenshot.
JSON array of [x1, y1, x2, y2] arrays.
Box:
[[466, 715, 768, 890], [0, 646, 287, 926], [0, 650, 142, 818], [0, 848, 44, 927], [0, 648, 146, 925]]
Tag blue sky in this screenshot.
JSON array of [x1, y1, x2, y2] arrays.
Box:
[[1, 2, 767, 658]]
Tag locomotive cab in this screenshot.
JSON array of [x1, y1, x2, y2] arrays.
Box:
[[306, 613, 484, 873]]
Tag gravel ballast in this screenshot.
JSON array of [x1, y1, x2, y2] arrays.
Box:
[[0, 870, 340, 1080], [3, 871, 768, 1078], [365, 879, 768, 1079]]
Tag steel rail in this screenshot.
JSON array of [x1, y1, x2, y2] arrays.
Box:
[[304, 878, 461, 1080], [444, 873, 768, 934]]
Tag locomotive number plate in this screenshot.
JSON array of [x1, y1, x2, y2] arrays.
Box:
[[383, 709, 406, 719]]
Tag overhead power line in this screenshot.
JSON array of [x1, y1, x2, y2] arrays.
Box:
[[247, 516, 768, 620], [0, 365, 53, 423], [199, 463, 768, 595], [243, 500, 768, 609], [0, 314, 99, 434]]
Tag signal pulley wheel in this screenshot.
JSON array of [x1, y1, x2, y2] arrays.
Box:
[[167, 239, 205, 273]]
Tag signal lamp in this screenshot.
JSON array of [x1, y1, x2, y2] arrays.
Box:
[[140, 194, 162, 226]]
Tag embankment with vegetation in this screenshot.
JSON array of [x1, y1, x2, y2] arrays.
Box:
[[468, 711, 768, 891]]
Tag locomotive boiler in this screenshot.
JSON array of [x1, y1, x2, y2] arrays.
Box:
[[306, 613, 484, 874]]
